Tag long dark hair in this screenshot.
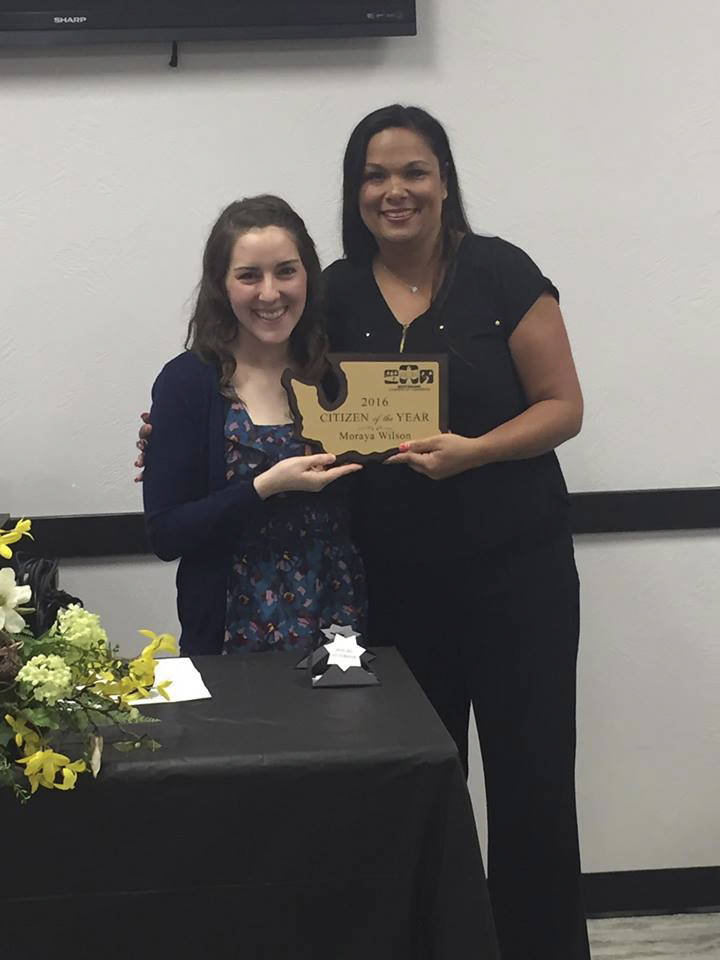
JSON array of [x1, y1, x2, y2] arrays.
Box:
[[341, 104, 472, 265], [185, 195, 327, 393]]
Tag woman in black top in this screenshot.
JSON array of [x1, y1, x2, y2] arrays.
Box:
[[137, 105, 589, 960], [325, 105, 589, 960]]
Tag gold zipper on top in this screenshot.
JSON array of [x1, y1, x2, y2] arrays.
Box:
[[399, 325, 407, 353]]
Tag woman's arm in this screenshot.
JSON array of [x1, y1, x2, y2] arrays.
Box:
[[143, 364, 263, 562], [387, 294, 582, 478], [143, 361, 362, 560], [469, 292, 583, 465]]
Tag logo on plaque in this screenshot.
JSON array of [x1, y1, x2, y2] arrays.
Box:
[[282, 354, 447, 461], [383, 364, 435, 386]]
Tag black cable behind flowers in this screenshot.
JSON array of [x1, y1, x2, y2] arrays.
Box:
[[13, 554, 82, 637]]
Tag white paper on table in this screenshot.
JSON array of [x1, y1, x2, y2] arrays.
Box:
[[130, 658, 212, 705]]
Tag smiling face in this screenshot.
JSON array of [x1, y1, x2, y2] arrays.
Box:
[[358, 127, 448, 251], [225, 226, 307, 353]]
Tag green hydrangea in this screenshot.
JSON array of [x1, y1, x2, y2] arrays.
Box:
[[54, 604, 108, 664], [17, 654, 73, 706]]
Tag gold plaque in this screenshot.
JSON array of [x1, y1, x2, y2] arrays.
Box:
[[283, 354, 448, 461]]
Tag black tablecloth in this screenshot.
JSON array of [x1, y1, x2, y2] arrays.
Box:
[[3, 649, 499, 959]]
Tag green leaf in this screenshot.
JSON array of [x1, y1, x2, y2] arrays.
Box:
[[145, 739, 162, 752], [127, 712, 159, 725], [112, 741, 136, 753], [19, 634, 56, 660], [21, 706, 58, 730], [72, 711, 90, 732]]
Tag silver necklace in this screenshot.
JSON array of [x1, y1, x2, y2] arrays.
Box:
[[377, 259, 424, 294]]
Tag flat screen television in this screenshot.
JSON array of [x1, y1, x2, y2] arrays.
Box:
[[0, 1, 416, 47]]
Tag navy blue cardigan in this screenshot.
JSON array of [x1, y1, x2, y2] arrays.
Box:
[[143, 351, 264, 654]]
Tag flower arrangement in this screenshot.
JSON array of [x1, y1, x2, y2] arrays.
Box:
[[0, 519, 177, 801]]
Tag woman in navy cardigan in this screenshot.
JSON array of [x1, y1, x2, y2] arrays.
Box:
[[143, 196, 366, 656]]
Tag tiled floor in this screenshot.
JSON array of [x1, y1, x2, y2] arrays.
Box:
[[588, 912, 720, 958]]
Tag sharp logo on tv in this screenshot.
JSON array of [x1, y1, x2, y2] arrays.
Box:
[[53, 16, 88, 25]]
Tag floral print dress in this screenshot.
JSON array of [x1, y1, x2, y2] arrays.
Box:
[[224, 403, 366, 656]]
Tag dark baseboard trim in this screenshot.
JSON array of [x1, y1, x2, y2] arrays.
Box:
[[10, 512, 151, 560], [570, 487, 720, 534], [6, 486, 719, 559], [584, 865, 720, 917]]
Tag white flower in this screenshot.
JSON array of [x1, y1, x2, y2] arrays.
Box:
[[0, 567, 32, 634], [54, 603, 108, 659], [17, 654, 73, 705]]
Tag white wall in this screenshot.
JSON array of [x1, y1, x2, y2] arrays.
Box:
[[3, 0, 720, 513], [2, 1, 719, 872]]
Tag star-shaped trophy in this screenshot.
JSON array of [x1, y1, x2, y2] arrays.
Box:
[[295, 624, 379, 687]]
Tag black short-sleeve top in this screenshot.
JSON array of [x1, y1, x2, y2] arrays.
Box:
[[323, 234, 571, 562]]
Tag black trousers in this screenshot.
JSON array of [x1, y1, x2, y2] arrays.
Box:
[[365, 533, 591, 960]]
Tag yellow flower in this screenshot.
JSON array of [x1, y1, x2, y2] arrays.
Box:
[[4, 714, 42, 754], [128, 654, 155, 689], [91, 673, 153, 704], [89, 629, 177, 704], [17, 749, 86, 793], [0, 518, 33, 560], [91, 674, 135, 701], [123, 682, 152, 702], [137, 629, 178, 658], [125, 629, 177, 697], [55, 760, 87, 791]]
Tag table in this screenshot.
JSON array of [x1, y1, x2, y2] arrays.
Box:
[[4, 649, 499, 959]]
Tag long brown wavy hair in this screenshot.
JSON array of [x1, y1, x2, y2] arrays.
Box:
[[185, 195, 328, 394]]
